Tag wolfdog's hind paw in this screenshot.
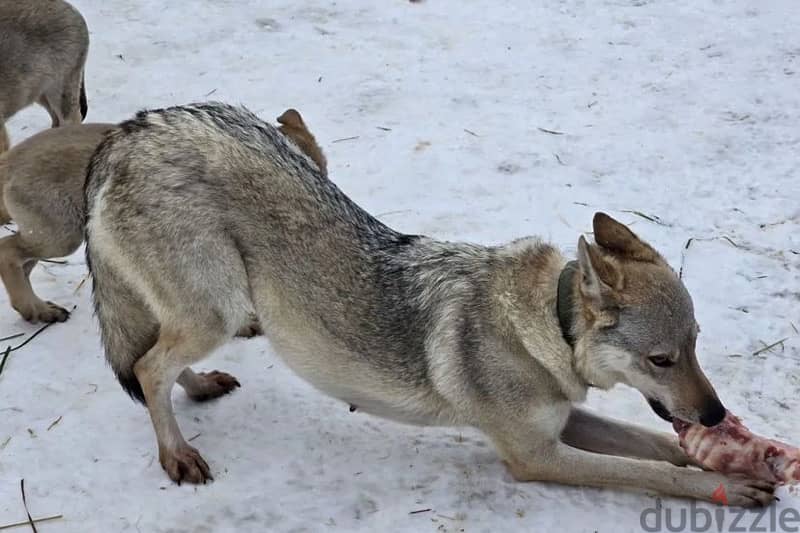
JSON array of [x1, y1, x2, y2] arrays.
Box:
[[161, 446, 213, 485], [234, 319, 263, 338], [186, 370, 241, 402]]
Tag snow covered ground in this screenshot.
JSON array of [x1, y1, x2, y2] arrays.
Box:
[[1, 0, 799, 531]]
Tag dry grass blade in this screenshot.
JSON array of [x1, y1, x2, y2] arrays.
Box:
[[40, 259, 67, 265], [720, 235, 740, 248], [73, 273, 90, 295], [331, 136, 359, 143], [8, 322, 56, 353], [752, 337, 789, 357], [679, 237, 694, 279], [0, 347, 11, 378], [16, 304, 73, 348], [537, 127, 564, 135], [20, 480, 37, 533], [376, 209, 414, 218], [463, 128, 479, 137], [0, 333, 24, 343], [620, 209, 672, 227], [0, 515, 62, 531], [46, 416, 62, 431], [0, 314, 69, 379]]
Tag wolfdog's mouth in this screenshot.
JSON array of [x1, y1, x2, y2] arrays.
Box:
[[647, 398, 674, 423]]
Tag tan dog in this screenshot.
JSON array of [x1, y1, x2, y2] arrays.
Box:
[[0, 124, 112, 322], [0, 110, 326, 323], [0, 0, 90, 153]]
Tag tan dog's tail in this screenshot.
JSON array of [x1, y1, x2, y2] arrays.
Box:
[[80, 73, 88, 121]]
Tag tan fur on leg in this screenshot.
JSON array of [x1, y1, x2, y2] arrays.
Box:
[[0, 235, 70, 322]]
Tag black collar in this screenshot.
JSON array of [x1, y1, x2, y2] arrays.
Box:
[[556, 260, 579, 348]]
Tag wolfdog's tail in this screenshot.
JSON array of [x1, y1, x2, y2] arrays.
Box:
[[86, 250, 159, 404], [84, 134, 158, 403], [0, 123, 8, 155]]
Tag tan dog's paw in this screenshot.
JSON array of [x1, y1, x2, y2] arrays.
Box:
[[160, 445, 213, 485], [17, 300, 70, 323]]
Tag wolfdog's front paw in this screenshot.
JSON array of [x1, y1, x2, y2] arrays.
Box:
[[711, 475, 776, 507], [160, 445, 213, 485], [17, 300, 70, 323]]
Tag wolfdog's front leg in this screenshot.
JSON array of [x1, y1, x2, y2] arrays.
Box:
[[561, 407, 695, 467], [486, 413, 775, 507]]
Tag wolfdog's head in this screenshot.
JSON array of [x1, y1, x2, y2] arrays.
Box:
[[572, 213, 725, 427]]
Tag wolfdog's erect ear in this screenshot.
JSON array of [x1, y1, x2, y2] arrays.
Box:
[[577, 235, 623, 307], [592, 212, 661, 263]]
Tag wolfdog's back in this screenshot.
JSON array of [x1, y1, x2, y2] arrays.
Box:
[[85, 102, 404, 315]]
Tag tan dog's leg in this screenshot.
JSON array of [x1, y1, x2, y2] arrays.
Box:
[[0, 234, 70, 322], [134, 327, 230, 484], [57, 67, 85, 125], [38, 93, 63, 128], [561, 407, 696, 467], [486, 406, 775, 507]]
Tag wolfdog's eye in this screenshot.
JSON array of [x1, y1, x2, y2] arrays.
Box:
[[648, 354, 674, 368]]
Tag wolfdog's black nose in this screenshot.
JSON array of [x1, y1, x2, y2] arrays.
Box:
[[699, 400, 726, 427]]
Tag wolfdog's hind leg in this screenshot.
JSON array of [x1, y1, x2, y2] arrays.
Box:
[[134, 326, 226, 484], [0, 122, 8, 154], [177, 368, 241, 402], [234, 312, 262, 338]]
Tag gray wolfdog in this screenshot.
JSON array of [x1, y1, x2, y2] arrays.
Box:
[[84, 103, 774, 507], [0, 0, 89, 152]]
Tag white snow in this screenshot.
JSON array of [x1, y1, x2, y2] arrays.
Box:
[[1, 0, 799, 531]]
